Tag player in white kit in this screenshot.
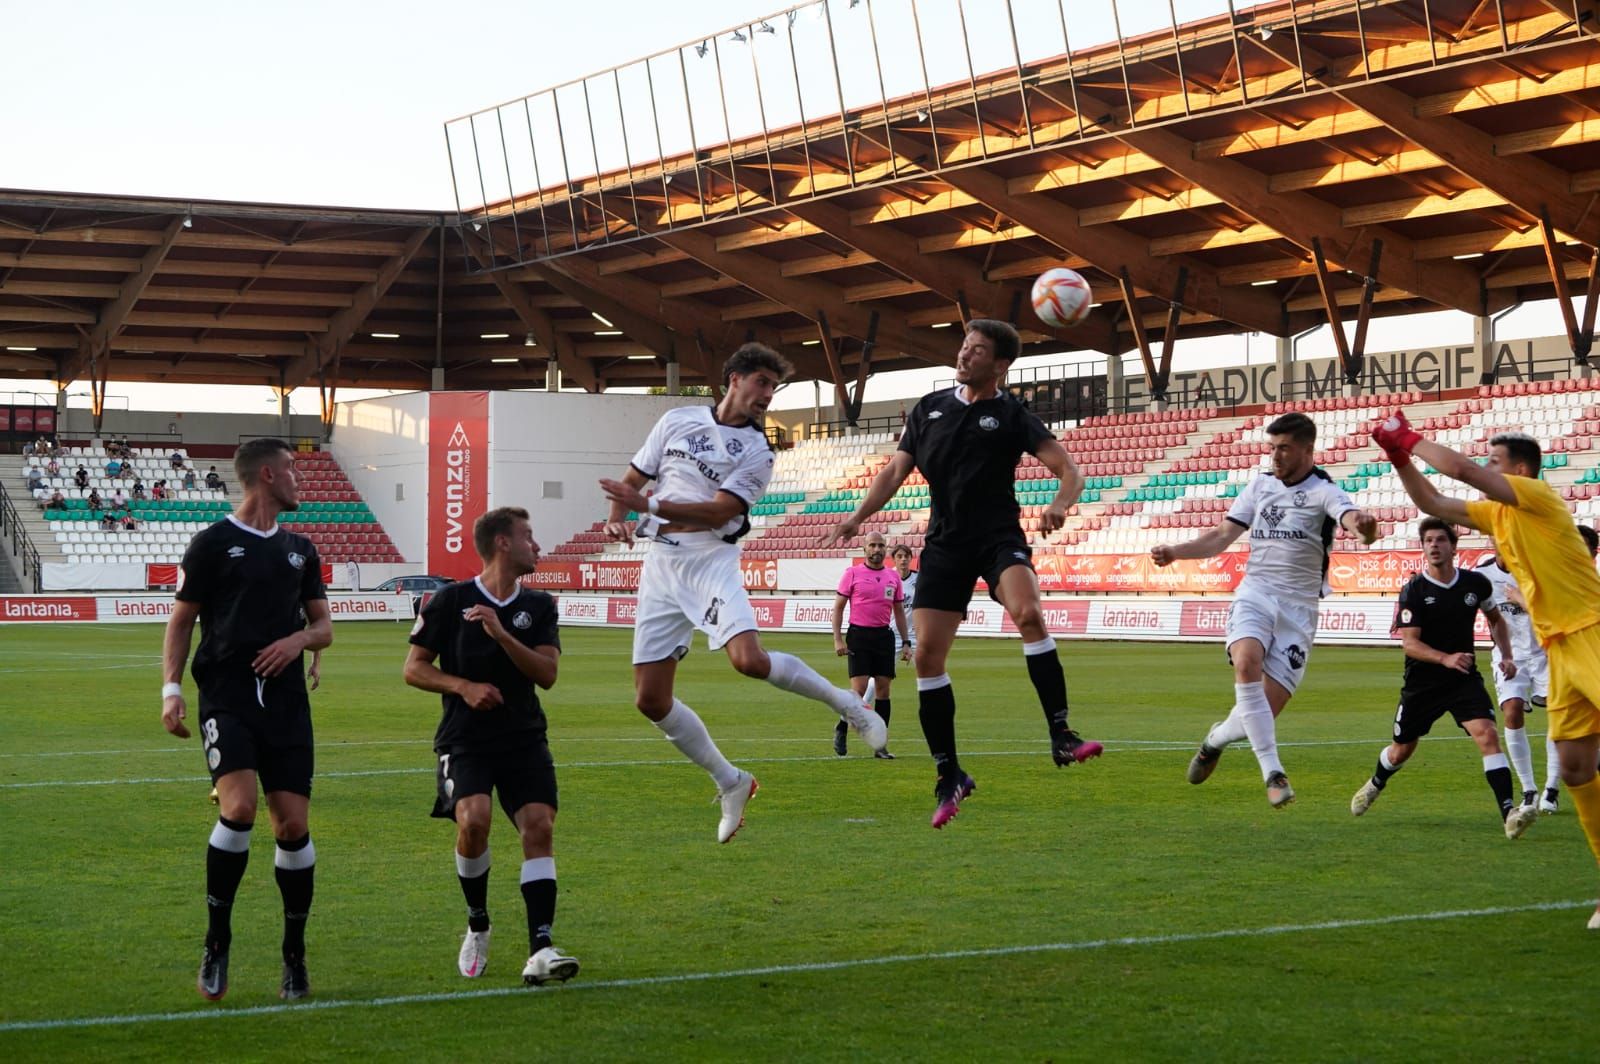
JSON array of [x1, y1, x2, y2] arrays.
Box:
[[1475, 549, 1559, 813], [599, 344, 885, 844], [1152, 412, 1378, 807]]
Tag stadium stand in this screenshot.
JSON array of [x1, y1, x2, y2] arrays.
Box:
[[546, 378, 1600, 575], [7, 446, 403, 566]]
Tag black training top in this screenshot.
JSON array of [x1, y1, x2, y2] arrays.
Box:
[[898, 386, 1055, 546], [176, 516, 326, 710], [1393, 567, 1496, 690], [409, 577, 560, 752]]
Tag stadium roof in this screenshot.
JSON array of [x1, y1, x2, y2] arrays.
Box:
[[3, 0, 1597, 404]]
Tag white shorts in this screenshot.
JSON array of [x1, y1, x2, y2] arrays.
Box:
[[1492, 651, 1549, 707], [1225, 588, 1319, 696], [632, 534, 758, 665]]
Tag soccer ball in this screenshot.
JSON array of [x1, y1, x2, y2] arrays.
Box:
[[1031, 268, 1093, 329]]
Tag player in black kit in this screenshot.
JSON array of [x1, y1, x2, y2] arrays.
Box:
[[160, 438, 332, 1002], [403, 506, 579, 987], [1349, 517, 1537, 838], [821, 319, 1101, 829]]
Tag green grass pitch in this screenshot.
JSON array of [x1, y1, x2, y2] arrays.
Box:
[[2, 622, 1596, 1061]]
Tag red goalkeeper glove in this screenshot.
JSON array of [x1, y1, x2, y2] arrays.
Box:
[[1372, 410, 1423, 464]]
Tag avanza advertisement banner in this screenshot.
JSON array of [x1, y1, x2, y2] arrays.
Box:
[[428, 391, 489, 581]]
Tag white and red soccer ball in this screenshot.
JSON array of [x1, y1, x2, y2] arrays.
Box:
[[1031, 268, 1093, 329]]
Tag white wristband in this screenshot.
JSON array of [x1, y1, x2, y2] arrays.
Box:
[[646, 496, 660, 516], [162, 682, 182, 699]]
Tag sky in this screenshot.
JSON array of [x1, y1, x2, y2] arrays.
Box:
[[0, 0, 1571, 417]]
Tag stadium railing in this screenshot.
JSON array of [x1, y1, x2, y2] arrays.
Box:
[[0, 479, 43, 592]]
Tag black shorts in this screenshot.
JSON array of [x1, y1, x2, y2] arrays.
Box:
[[913, 534, 1034, 615], [846, 625, 897, 679], [199, 706, 314, 796], [1393, 677, 1496, 744], [432, 739, 558, 821]]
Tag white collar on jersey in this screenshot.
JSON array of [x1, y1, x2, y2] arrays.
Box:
[[953, 382, 1002, 406], [226, 514, 279, 538], [474, 575, 520, 608], [1420, 567, 1461, 589]]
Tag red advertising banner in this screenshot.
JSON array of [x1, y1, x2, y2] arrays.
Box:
[[15, 408, 33, 433], [36, 408, 54, 432], [1033, 553, 1248, 594], [525, 557, 777, 593], [147, 562, 334, 588], [428, 391, 489, 581]]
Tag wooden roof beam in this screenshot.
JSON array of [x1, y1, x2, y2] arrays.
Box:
[[936, 165, 1286, 336], [58, 216, 185, 384], [482, 269, 597, 393]]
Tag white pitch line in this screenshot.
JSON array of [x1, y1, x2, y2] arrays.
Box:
[[0, 898, 1588, 1033]]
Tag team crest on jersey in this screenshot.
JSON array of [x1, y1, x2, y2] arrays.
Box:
[[978, 416, 999, 430], [1261, 504, 1286, 528], [1292, 490, 1307, 506], [513, 611, 532, 629], [686, 433, 715, 456], [727, 438, 744, 458], [1399, 609, 1413, 624], [287, 552, 306, 570], [703, 596, 723, 627], [1464, 593, 1479, 607]]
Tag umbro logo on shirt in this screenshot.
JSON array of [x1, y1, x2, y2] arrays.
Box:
[[227, 546, 246, 558], [927, 411, 944, 419]]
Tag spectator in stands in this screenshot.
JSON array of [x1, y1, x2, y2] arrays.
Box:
[[120, 513, 139, 531], [182, 467, 197, 490], [170, 448, 186, 470], [74, 465, 89, 489], [100, 510, 118, 531], [206, 466, 227, 495], [22, 438, 35, 457], [26, 465, 45, 492], [132, 477, 147, 501], [46, 456, 60, 477], [46, 490, 67, 512], [87, 488, 102, 512], [110, 487, 127, 512], [106, 456, 122, 478], [40, 436, 56, 457], [152, 479, 167, 501]]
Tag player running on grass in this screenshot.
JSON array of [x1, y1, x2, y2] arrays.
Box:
[[820, 319, 1101, 829], [1374, 415, 1600, 928], [1153, 411, 1379, 808], [1349, 517, 1534, 837], [600, 343, 885, 844]]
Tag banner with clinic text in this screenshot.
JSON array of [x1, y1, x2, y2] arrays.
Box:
[[428, 392, 489, 581]]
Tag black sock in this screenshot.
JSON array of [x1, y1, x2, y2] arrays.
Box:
[[459, 865, 491, 933], [1025, 647, 1070, 735], [205, 816, 252, 949], [918, 682, 960, 779], [274, 834, 315, 962], [522, 876, 557, 953], [1486, 765, 1515, 819], [1372, 753, 1400, 789], [875, 698, 891, 728]]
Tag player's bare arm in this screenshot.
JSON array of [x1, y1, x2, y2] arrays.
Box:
[[1484, 606, 1518, 679], [1391, 460, 1480, 530], [1411, 438, 1519, 505], [1150, 516, 1247, 567], [1035, 437, 1084, 534], [820, 450, 914, 547], [253, 598, 332, 678], [1398, 626, 1473, 673], [160, 599, 201, 739], [464, 603, 561, 688], [832, 594, 849, 656], [893, 600, 912, 660], [403, 644, 505, 710], [1340, 508, 1381, 546], [600, 466, 650, 544], [600, 476, 746, 531]]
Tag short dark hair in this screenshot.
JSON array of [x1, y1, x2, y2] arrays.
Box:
[[473, 506, 530, 559], [1265, 412, 1317, 445], [723, 343, 792, 386], [1418, 516, 1459, 545], [233, 438, 292, 486], [1489, 432, 1542, 474], [890, 544, 914, 560], [967, 319, 1021, 363], [1579, 524, 1598, 558]]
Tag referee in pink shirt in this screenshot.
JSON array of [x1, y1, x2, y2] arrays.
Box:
[[832, 532, 912, 759]]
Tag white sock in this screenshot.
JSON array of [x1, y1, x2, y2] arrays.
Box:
[[1233, 681, 1283, 779], [520, 857, 555, 884], [456, 848, 490, 879], [655, 700, 742, 791], [1206, 711, 1248, 750], [1022, 636, 1056, 656], [767, 650, 858, 716], [1504, 726, 1536, 793], [1546, 736, 1562, 793]]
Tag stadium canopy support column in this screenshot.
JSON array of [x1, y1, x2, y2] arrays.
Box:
[[1311, 237, 1380, 397], [431, 366, 446, 390], [1117, 268, 1164, 411], [1105, 353, 1126, 414], [273, 384, 291, 438], [1541, 221, 1600, 367], [1275, 335, 1294, 404], [847, 311, 879, 425], [815, 310, 853, 427], [88, 353, 109, 438], [664, 355, 680, 396], [318, 351, 338, 443], [545, 359, 561, 392]]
